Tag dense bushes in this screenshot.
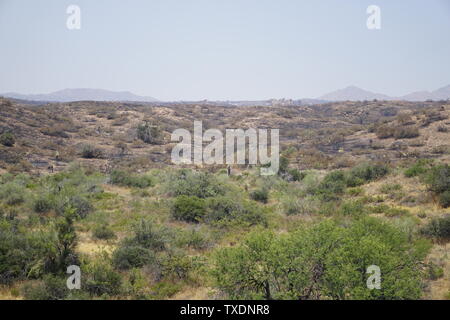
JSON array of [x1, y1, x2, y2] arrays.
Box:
[[112, 219, 170, 270], [171, 195, 206, 223], [425, 164, 450, 207], [420, 215, 450, 240], [110, 170, 154, 188], [311, 163, 389, 201], [212, 218, 429, 300], [168, 170, 225, 198], [250, 188, 269, 203], [205, 196, 267, 226]]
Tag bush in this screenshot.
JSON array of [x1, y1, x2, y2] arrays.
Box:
[[404, 159, 432, 178], [129, 219, 170, 251], [81, 144, 103, 159], [112, 245, 155, 270], [137, 122, 163, 144], [250, 188, 269, 203], [439, 191, 450, 208], [212, 218, 429, 300], [0, 132, 15, 147], [92, 224, 116, 240], [110, 170, 154, 188], [0, 182, 26, 206], [171, 195, 206, 223], [84, 259, 122, 296], [420, 215, 450, 240], [168, 170, 225, 198], [393, 126, 420, 139], [425, 164, 450, 194], [21, 275, 69, 300], [33, 195, 53, 213], [206, 196, 267, 226]]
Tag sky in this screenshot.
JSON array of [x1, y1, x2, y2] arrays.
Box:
[[0, 0, 449, 101]]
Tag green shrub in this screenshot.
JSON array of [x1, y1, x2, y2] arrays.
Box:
[[168, 170, 225, 198], [339, 200, 366, 216], [84, 259, 122, 296], [112, 245, 155, 270], [0, 132, 15, 147], [439, 191, 450, 208], [21, 275, 69, 300], [0, 182, 26, 205], [110, 170, 154, 188], [129, 219, 170, 251], [250, 188, 269, 203], [171, 195, 206, 223], [425, 164, 450, 194], [212, 218, 429, 300], [347, 163, 389, 186], [405, 159, 433, 178], [33, 195, 53, 213], [92, 224, 116, 240], [420, 215, 450, 240], [206, 196, 267, 226]]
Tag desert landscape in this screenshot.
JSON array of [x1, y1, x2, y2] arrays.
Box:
[[0, 95, 449, 299]]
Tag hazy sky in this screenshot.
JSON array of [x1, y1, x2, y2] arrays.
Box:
[[0, 0, 449, 100]]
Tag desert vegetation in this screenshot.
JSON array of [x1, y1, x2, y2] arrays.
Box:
[[0, 97, 449, 300]]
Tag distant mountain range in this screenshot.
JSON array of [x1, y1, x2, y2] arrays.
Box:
[[1, 88, 159, 103], [2, 85, 450, 103], [319, 85, 450, 102]]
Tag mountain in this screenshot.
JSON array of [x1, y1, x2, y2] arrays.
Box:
[[401, 85, 450, 101], [319, 86, 392, 101], [319, 85, 450, 102], [1, 88, 158, 102]]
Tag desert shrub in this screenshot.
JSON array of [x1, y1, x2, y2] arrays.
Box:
[[347, 163, 389, 186], [394, 126, 420, 139], [84, 259, 122, 296], [205, 196, 267, 226], [425, 164, 450, 194], [81, 144, 103, 159], [250, 188, 269, 203], [404, 159, 433, 178], [21, 275, 69, 300], [168, 170, 225, 198], [32, 195, 53, 213], [376, 124, 420, 139], [160, 252, 195, 280], [129, 219, 171, 251], [289, 169, 306, 182], [175, 227, 212, 250], [40, 126, 69, 138], [0, 182, 26, 205], [312, 170, 347, 201], [110, 170, 154, 188], [0, 132, 15, 147], [137, 122, 163, 144], [437, 125, 448, 133], [420, 215, 450, 240], [212, 218, 429, 300], [339, 200, 366, 216], [56, 195, 92, 218], [171, 195, 206, 223], [112, 245, 156, 270], [439, 191, 450, 208], [92, 224, 116, 240]]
